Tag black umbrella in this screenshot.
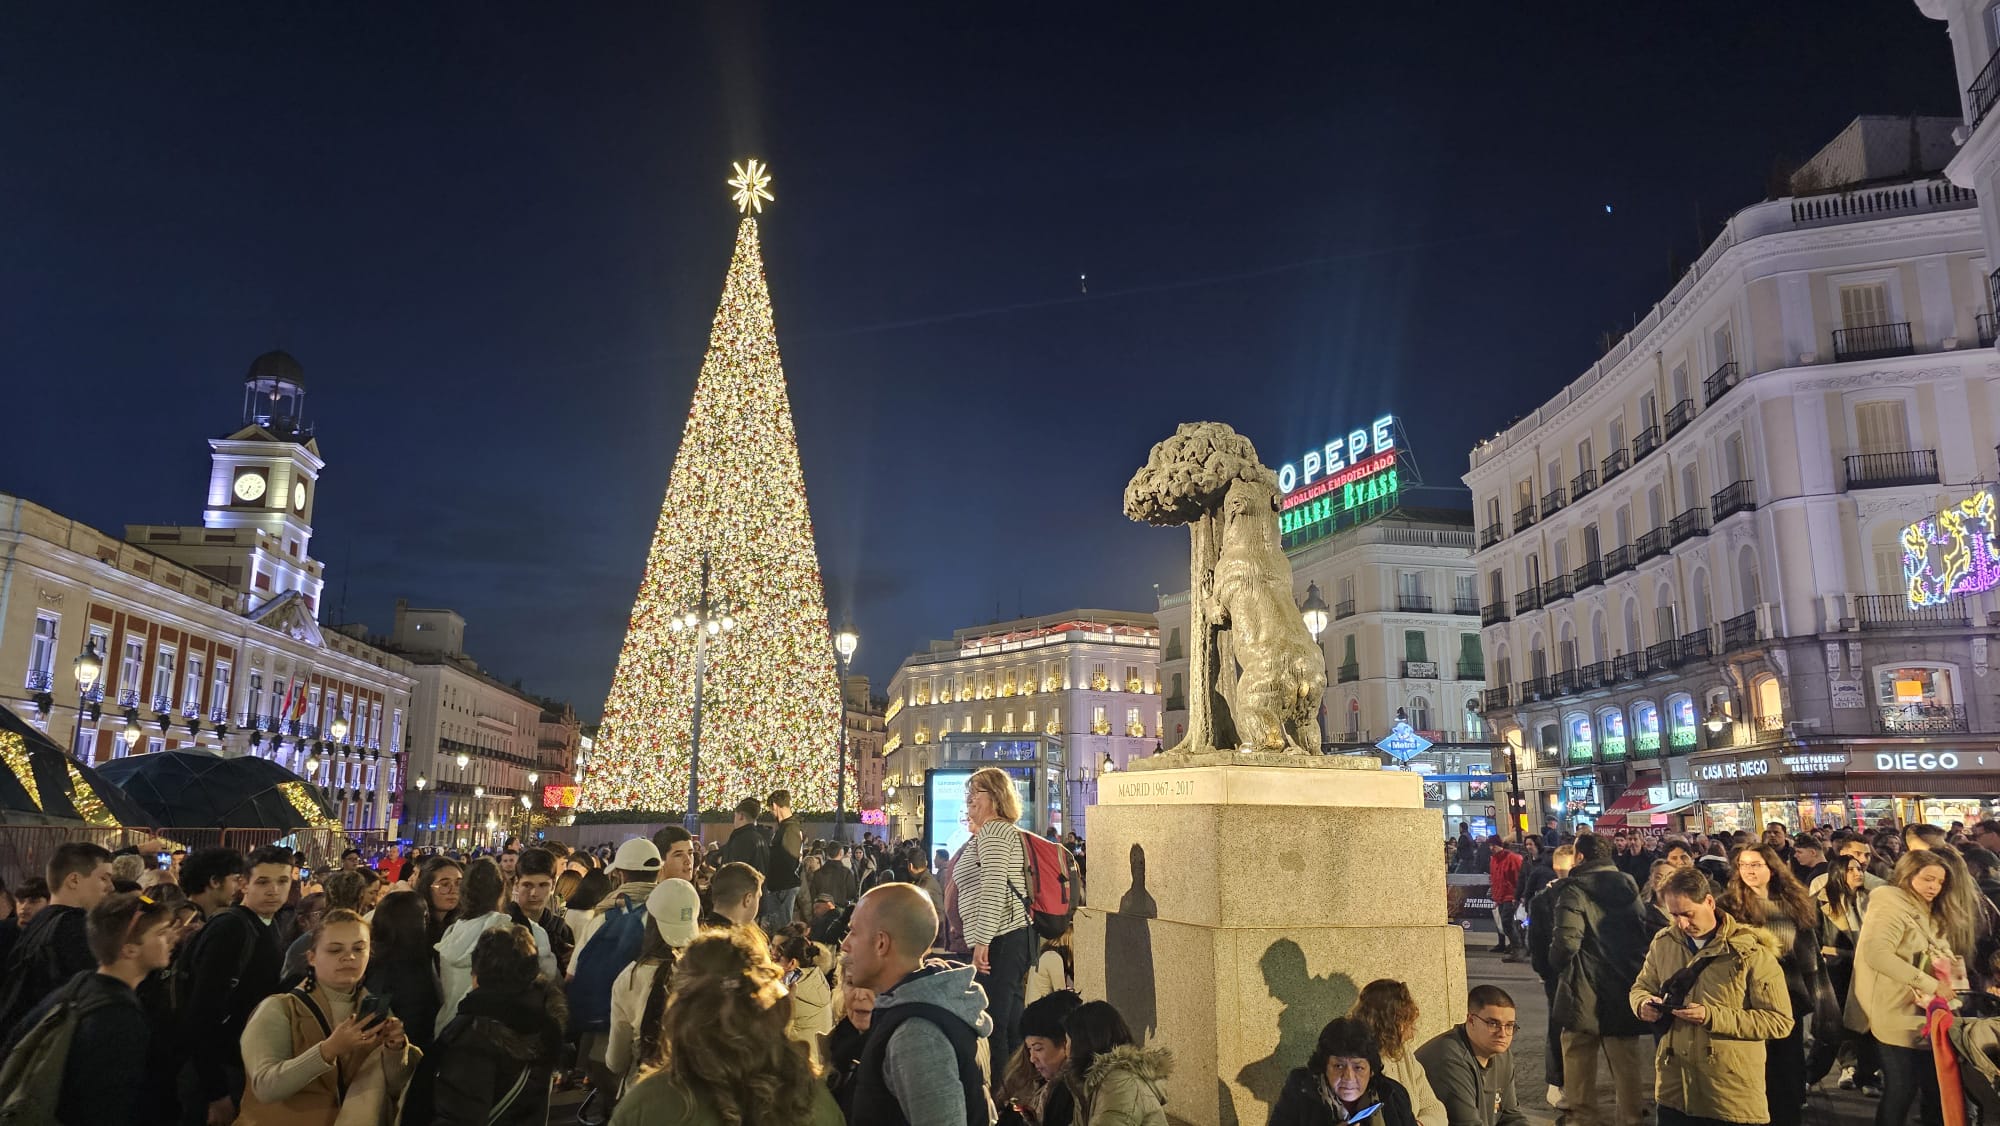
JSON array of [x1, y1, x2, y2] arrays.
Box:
[[0, 705, 151, 827], [94, 750, 339, 831]]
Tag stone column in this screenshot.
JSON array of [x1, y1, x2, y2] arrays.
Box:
[[1075, 755, 1466, 1126]]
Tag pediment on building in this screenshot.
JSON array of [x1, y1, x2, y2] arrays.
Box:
[[251, 592, 324, 647]]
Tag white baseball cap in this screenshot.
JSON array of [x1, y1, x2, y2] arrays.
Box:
[[613, 837, 662, 874], [647, 879, 701, 946]]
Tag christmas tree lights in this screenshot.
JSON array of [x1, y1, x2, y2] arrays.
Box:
[[581, 163, 844, 814]]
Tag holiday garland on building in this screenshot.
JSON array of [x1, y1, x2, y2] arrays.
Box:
[[582, 162, 845, 814]]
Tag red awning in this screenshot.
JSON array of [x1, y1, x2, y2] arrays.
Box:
[[1593, 775, 1663, 828]]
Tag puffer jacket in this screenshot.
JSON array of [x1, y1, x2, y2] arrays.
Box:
[[1628, 914, 1795, 1123], [1068, 1044, 1172, 1126], [1550, 859, 1652, 1036], [1849, 884, 1956, 1047], [398, 977, 567, 1126]]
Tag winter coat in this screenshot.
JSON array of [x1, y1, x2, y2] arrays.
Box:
[[1488, 849, 1522, 904], [1068, 1043, 1171, 1126], [609, 1070, 847, 1126], [1381, 1046, 1446, 1126], [432, 911, 516, 1037], [1266, 1067, 1419, 1126], [1527, 876, 1568, 986], [362, 950, 444, 1056], [506, 902, 574, 977], [1849, 884, 1958, 1048], [1549, 859, 1652, 1036], [1628, 914, 1795, 1124], [0, 905, 94, 1037], [1735, 899, 1841, 1033], [398, 978, 566, 1126], [784, 964, 835, 1062]]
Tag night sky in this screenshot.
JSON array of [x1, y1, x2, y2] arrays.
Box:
[[0, 3, 1960, 714]]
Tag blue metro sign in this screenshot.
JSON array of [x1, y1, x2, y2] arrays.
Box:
[[1376, 721, 1434, 763]]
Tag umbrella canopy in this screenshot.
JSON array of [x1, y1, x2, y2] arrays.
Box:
[[94, 750, 340, 831], [0, 706, 151, 827]]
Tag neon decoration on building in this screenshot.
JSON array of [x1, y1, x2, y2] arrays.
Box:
[[1276, 416, 1405, 546], [1902, 490, 2000, 609]]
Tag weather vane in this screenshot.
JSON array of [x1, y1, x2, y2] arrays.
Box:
[[728, 158, 774, 214]]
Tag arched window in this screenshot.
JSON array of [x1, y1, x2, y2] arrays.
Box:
[[1596, 706, 1628, 761], [1559, 621, 1578, 672], [1737, 545, 1761, 615], [1463, 700, 1486, 740], [1563, 712, 1594, 764], [1752, 674, 1782, 726], [1590, 610, 1607, 664], [1691, 570, 1711, 633], [1624, 598, 1643, 654], [1632, 700, 1661, 757], [1409, 696, 1432, 731], [1665, 693, 1697, 752]]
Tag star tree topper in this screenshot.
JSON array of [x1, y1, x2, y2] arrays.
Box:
[[729, 158, 774, 214]]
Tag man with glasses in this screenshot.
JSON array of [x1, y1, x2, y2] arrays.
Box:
[[1416, 984, 1530, 1126]]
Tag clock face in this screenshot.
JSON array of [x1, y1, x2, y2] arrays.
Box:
[[292, 482, 307, 512], [233, 472, 267, 502]]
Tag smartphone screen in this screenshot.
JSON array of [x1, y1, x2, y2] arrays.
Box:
[[156, 851, 170, 866]]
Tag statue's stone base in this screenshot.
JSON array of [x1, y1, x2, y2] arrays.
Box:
[[1128, 750, 1379, 772], [1076, 765, 1467, 1126]]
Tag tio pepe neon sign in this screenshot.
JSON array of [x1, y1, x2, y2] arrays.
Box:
[[1277, 415, 1396, 496]]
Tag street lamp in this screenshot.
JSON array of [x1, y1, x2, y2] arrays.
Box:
[[121, 713, 142, 752], [474, 785, 485, 799], [527, 771, 538, 787], [414, 775, 427, 790], [70, 639, 102, 761], [304, 752, 320, 775], [669, 550, 738, 836], [456, 752, 469, 771], [833, 619, 859, 841], [1300, 582, 1329, 642], [328, 711, 349, 744]]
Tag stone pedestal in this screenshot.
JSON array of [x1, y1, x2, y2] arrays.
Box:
[[1075, 757, 1467, 1126]]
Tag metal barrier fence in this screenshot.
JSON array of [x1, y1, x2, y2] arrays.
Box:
[[0, 826, 389, 887]]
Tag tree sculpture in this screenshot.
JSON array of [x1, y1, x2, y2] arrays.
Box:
[[1125, 422, 1326, 754]]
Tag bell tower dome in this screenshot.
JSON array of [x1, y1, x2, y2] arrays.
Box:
[[242, 350, 313, 441]]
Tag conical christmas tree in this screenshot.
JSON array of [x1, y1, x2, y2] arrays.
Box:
[[581, 160, 845, 814]]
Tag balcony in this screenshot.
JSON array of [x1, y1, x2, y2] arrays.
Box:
[[1572, 558, 1604, 591], [152, 695, 174, 714], [1553, 669, 1581, 696], [1981, 312, 1997, 349], [24, 670, 53, 692], [1679, 629, 1713, 662], [1635, 528, 1669, 563], [1832, 322, 1914, 362], [1721, 610, 1760, 652], [1514, 588, 1543, 615], [1631, 425, 1662, 463], [1704, 361, 1741, 406], [1540, 575, 1572, 604], [180, 700, 200, 719], [1541, 487, 1566, 517], [1668, 507, 1710, 546], [1579, 661, 1611, 690], [1457, 658, 1485, 680], [1973, 44, 2000, 127], [1604, 545, 1635, 577], [1878, 703, 1969, 734], [1452, 594, 1480, 616], [1481, 686, 1512, 712], [1402, 660, 1439, 679], [1845, 449, 1939, 490], [1570, 468, 1597, 501], [1334, 598, 1357, 621], [1711, 479, 1755, 522], [1336, 663, 1360, 684], [1612, 652, 1645, 681], [1520, 676, 1553, 702], [1514, 504, 1538, 532], [1664, 398, 1696, 438], [1481, 601, 1510, 626], [1855, 593, 1971, 630], [117, 689, 139, 708], [1646, 639, 1683, 670], [1397, 593, 1435, 613], [1479, 523, 1504, 549]]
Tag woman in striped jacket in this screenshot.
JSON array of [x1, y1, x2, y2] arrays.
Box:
[[956, 765, 1037, 1070]]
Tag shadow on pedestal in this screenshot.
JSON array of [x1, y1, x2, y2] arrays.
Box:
[[1105, 843, 1158, 1039], [1233, 937, 1357, 1119]]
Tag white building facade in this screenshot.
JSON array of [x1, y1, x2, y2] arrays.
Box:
[[1467, 119, 2000, 835], [881, 610, 1160, 841]]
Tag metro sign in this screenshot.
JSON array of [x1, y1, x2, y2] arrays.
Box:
[[1376, 720, 1434, 763]]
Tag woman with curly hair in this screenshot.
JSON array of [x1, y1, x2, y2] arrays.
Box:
[[609, 928, 844, 1125], [1347, 979, 1445, 1126], [1268, 1015, 1418, 1126], [1718, 843, 1837, 1126]]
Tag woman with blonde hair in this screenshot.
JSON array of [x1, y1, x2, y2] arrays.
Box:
[[608, 928, 844, 1125], [1853, 848, 1977, 1126], [954, 765, 1037, 1069], [1347, 978, 1446, 1126]]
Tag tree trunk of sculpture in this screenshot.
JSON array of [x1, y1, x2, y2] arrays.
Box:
[[1174, 511, 1235, 754]]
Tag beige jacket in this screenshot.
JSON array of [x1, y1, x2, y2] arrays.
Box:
[[1848, 884, 1954, 1047], [1381, 1046, 1447, 1126], [1628, 916, 1794, 1124]]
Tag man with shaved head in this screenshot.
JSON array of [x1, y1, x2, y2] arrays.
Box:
[[839, 883, 996, 1125]]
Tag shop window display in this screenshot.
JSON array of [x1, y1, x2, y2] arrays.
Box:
[[1632, 701, 1661, 755], [1666, 694, 1697, 749], [1705, 801, 1754, 834], [1565, 713, 1594, 764], [1596, 708, 1626, 760], [1876, 665, 1960, 730]]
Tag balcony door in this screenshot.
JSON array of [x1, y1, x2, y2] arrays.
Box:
[[1583, 523, 1601, 561], [1724, 433, 1747, 485], [1552, 540, 1569, 578], [1641, 392, 1659, 431], [1855, 400, 1911, 456], [1840, 282, 1891, 331]]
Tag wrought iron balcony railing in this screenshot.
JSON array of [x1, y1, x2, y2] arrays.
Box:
[[1632, 425, 1662, 463], [1878, 703, 1968, 734], [1845, 450, 1939, 490], [1601, 447, 1630, 482], [1514, 588, 1543, 614], [1540, 576, 1572, 604], [1570, 468, 1597, 500], [1604, 545, 1635, 577], [1453, 595, 1480, 616], [1572, 559, 1603, 591], [1481, 601, 1510, 626], [1664, 398, 1696, 438], [1635, 527, 1670, 562], [1541, 487, 1566, 517], [1855, 593, 1970, 630], [1479, 523, 1504, 549], [1668, 507, 1710, 546], [1712, 479, 1755, 522], [1514, 505, 1538, 532], [1704, 361, 1740, 405], [1721, 610, 1760, 652], [1397, 594, 1434, 613], [1832, 322, 1914, 362]]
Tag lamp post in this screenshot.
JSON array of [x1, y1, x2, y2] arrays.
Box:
[[70, 639, 102, 761], [832, 620, 859, 841], [1300, 583, 1330, 746], [669, 550, 736, 836]]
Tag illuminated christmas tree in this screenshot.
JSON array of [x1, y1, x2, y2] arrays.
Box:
[[581, 160, 845, 814]]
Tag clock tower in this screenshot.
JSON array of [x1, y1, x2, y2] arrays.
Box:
[[127, 350, 329, 617]]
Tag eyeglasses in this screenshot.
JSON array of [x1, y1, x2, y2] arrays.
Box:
[[1470, 1014, 1521, 1036]]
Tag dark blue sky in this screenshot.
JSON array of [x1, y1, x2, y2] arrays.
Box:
[[0, 3, 1958, 713]]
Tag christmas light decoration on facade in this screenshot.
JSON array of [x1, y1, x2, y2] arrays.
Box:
[[581, 160, 845, 814]]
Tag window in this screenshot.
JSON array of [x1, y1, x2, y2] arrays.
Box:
[[1487, 569, 1504, 604], [1341, 635, 1358, 675], [1092, 706, 1109, 735], [1666, 694, 1698, 750], [1344, 699, 1360, 736], [84, 627, 109, 695], [184, 655, 204, 713], [246, 672, 263, 721], [152, 648, 177, 710], [1407, 697, 1431, 731], [118, 639, 143, 702], [1577, 438, 1593, 473], [1405, 631, 1428, 662], [1712, 323, 1735, 365], [1752, 674, 1783, 723], [1583, 523, 1601, 560], [308, 686, 322, 729], [1608, 417, 1625, 454], [1485, 497, 1501, 528], [1655, 603, 1678, 641], [1614, 506, 1631, 547], [77, 728, 98, 767], [1877, 665, 1958, 708], [1640, 392, 1658, 430], [1839, 282, 1891, 330], [1671, 364, 1689, 404], [1680, 465, 1699, 511], [146, 737, 164, 757], [1126, 706, 1143, 737], [1855, 401, 1911, 455], [1458, 634, 1482, 679], [1546, 460, 1563, 494], [26, 614, 58, 686], [1525, 553, 1541, 589], [1400, 571, 1425, 601], [1124, 666, 1140, 692], [1632, 701, 1662, 754]]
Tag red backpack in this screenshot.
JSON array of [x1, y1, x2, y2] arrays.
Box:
[[1018, 829, 1083, 939]]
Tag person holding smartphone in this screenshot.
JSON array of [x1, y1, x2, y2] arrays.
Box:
[[237, 908, 421, 1124]]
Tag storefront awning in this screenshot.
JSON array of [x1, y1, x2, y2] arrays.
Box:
[[1599, 795, 1699, 827]]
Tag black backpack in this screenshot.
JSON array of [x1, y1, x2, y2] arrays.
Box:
[[0, 974, 118, 1124]]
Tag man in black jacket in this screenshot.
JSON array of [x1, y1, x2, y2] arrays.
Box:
[[176, 844, 291, 1126], [718, 796, 771, 873], [760, 788, 805, 929], [0, 891, 173, 1126], [1549, 833, 1652, 1126], [0, 841, 113, 1034], [1527, 844, 1577, 1108]]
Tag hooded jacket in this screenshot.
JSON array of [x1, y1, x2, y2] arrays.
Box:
[[848, 961, 997, 1126], [399, 978, 566, 1126], [1549, 858, 1652, 1037], [1628, 913, 1794, 1123], [1849, 884, 1956, 1047], [1069, 1044, 1172, 1126], [432, 911, 516, 1037]]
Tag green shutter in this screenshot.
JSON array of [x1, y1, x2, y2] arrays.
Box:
[[1458, 634, 1483, 677], [1405, 631, 1427, 662]]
